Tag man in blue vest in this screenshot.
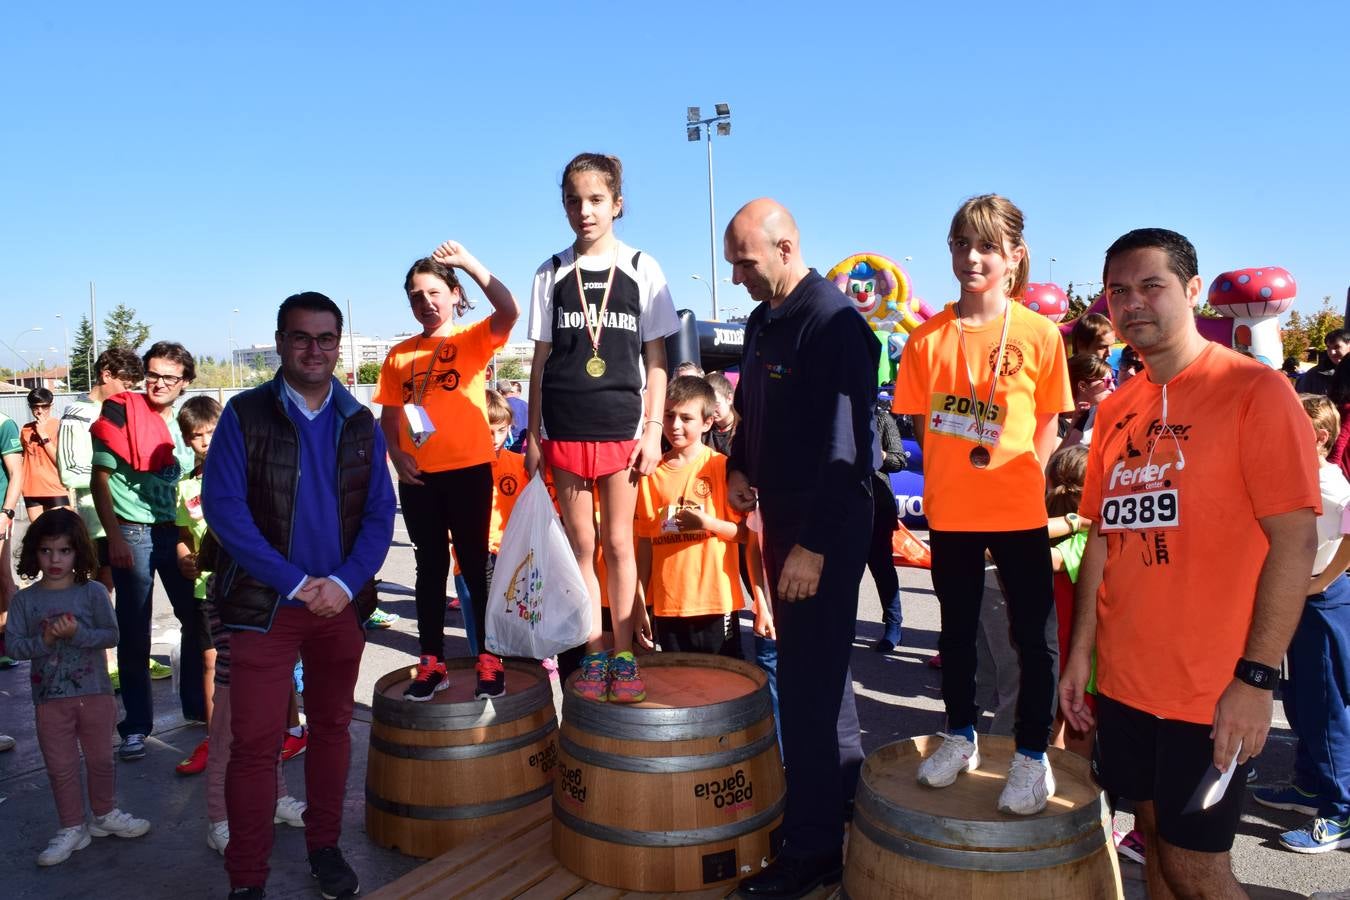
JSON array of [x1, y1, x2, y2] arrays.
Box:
[[204, 291, 395, 900]]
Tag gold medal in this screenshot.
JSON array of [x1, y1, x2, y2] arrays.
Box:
[[585, 354, 606, 378]]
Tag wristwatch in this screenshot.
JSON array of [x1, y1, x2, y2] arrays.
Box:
[[1065, 512, 1083, 532], [1, 508, 13, 520], [1234, 658, 1278, 690]]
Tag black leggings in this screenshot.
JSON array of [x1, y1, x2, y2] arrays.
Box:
[[929, 527, 1058, 753], [399, 464, 494, 659]]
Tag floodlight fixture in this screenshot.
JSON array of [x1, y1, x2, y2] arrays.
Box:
[[687, 125, 701, 142], [687, 106, 701, 123], [716, 121, 731, 136], [715, 102, 730, 117]]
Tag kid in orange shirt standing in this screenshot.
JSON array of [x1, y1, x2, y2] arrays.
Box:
[[636, 376, 746, 655], [894, 194, 1073, 816], [375, 241, 519, 702], [454, 390, 528, 655]]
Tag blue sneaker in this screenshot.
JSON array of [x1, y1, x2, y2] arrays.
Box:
[[1280, 817, 1350, 854], [363, 608, 399, 630], [1253, 784, 1323, 817]]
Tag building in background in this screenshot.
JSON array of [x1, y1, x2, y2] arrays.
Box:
[[234, 333, 407, 379], [9, 366, 68, 391]]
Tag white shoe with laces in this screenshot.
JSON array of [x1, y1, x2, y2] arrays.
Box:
[[89, 808, 151, 838], [207, 819, 230, 855], [37, 825, 91, 865], [274, 794, 307, 827], [998, 752, 1056, 815], [916, 732, 981, 788]]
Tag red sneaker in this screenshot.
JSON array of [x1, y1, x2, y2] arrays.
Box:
[[281, 727, 308, 761], [175, 738, 209, 776]]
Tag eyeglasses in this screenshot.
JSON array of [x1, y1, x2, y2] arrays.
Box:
[[144, 371, 185, 387], [281, 331, 341, 351]]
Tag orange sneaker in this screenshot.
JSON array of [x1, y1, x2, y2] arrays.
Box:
[[606, 651, 646, 703], [572, 652, 610, 701], [175, 738, 209, 775]]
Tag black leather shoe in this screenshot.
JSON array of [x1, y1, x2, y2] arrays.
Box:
[[736, 851, 843, 899]]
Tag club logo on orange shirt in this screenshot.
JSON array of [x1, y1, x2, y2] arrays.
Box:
[[693, 476, 712, 499], [438, 343, 459, 364], [989, 341, 1025, 377], [499, 474, 519, 496]]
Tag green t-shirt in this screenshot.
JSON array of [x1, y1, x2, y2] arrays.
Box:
[[91, 422, 189, 525], [0, 413, 20, 505], [175, 473, 211, 599]]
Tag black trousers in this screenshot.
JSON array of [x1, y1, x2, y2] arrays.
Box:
[[929, 527, 1058, 753], [398, 464, 493, 659], [867, 482, 901, 630], [761, 493, 869, 857]]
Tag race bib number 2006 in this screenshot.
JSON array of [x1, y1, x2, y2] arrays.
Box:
[[928, 392, 1006, 445], [1099, 488, 1180, 532]]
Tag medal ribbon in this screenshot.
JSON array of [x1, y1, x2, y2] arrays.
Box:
[[572, 246, 618, 361], [411, 333, 452, 407], [954, 300, 1011, 453]]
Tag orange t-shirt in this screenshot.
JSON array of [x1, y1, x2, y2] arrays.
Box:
[[894, 301, 1073, 531], [1080, 343, 1321, 724], [373, 317, 506, 472], [489, 450, 527, 555], [635, 446, 744, 618], [21, 419, 65, 498]]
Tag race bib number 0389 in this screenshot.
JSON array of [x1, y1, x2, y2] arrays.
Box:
[[1099, 489, 1179, 532]]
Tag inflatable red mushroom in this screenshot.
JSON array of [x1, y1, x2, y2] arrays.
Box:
[[1021, 282, 1070, 322], [1207, 266, 1297, 366]]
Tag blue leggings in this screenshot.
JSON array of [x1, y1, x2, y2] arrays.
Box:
[[1285, 575, 1350, 820]]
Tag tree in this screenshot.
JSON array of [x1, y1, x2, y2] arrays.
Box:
[[496, 357, 526, 381], [357, 361, 382, 385], [104, 303, 151, 352], [1063, 282, 1094, 321], [1282, 296, 1343, 363], [68, 315, 96, 392]]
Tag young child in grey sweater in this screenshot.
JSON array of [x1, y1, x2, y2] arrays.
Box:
[[8, 509, 151, 865]]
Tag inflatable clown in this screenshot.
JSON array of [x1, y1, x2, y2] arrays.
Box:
[[827, 252, 936, 384]]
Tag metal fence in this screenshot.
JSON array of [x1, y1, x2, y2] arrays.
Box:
[[0, 384, 382, 424]]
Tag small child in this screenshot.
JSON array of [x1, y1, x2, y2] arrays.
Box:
[[174, 395, 221, 776], [1044, 444, 1093, 756], [1252, 395, 1350, 854], [702, 371, 737, 456], [454, 389, 527, 666], [7, 509, 150, 865], [636, 376, 746, 657]]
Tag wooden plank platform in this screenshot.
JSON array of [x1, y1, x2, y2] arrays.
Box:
[[367, 798, 839, 900]]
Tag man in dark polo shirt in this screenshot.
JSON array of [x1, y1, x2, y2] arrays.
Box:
[[725, 198, 879, 898]]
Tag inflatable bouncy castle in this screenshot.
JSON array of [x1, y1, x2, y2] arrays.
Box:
[[826, 253, 936, 384]]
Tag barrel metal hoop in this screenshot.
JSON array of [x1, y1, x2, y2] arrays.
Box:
[[855, 782, 1109, 850], [561, 687, 771, 741], [364, 782, 553, 821], [370, 718, 557, 761], [851, 805, 1108, 872], [372, 677, 552, 731], [552, 794, 785, 848], [558, 728, 775, 774]]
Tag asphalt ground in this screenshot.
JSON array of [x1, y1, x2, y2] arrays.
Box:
[[1, 506, 1346, 899]]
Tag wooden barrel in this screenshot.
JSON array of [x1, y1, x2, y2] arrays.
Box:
[[552, 653, 785, 892], [365, 659, 559, 859], [843, 735, 1123, 899]]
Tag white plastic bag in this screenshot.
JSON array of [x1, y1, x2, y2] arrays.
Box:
[[485, 473, 592, 659]]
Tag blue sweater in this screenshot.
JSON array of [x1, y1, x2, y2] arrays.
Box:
[[203, 377, 395, 607]]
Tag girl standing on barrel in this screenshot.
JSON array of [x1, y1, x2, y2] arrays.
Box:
[[375, 241, 520, 702], [893, 194, 1073, 815], [526, 152, 679, 703]]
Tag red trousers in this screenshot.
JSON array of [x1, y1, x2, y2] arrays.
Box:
[[36, 694, 118, 828], [224, 604, 364, 888]]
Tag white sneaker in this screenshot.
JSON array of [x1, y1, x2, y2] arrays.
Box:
[[37, 825, 91, 865], [0, 733, 15, 752], [274, 794, 307, 827], [998, 752, 1056, 815], [89, 808, 151, 838], [206, 820, 230, 855], [917, 732, 981, 788]]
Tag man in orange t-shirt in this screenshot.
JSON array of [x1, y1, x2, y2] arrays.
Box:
[[374, 242, 518, 702], [636, 376, 746, 656], [1062, 228, 1319, 897]]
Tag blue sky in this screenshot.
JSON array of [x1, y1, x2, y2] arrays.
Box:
[[2, 1, 1347, 370]]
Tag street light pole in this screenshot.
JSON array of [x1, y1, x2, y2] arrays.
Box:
[[54, 314, 70, 386], [1049, 257, 1057, 283], [687, 103, 732, 321], [4, 327, 42, 373], [228, 308, 240, 388]]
